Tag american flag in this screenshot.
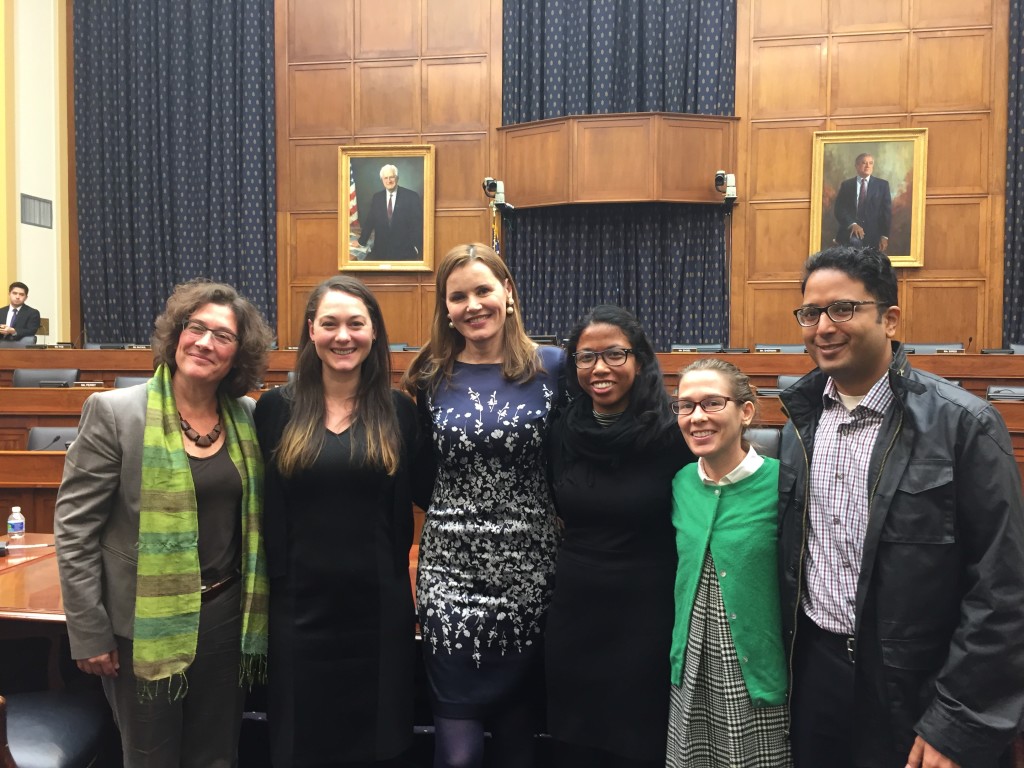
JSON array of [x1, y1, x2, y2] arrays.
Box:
[[491, 203, 500, 255], [349, 164, 359, 228]]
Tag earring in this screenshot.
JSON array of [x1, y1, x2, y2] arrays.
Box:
[[448, 319, 455, 329], [506, 298, 515, 316]]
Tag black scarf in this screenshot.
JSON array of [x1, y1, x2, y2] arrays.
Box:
[[552, 393, 674, 469]]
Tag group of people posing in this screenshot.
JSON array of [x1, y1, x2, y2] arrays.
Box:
[[53, 243, 1024, 768]]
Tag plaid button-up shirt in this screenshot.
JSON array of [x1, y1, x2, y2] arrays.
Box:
[[801, 373, 894, 635]]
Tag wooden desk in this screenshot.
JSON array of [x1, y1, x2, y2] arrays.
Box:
[[0, 388, 103, 450], [0, 452, 66, 533], [0, 533, 62, 622]]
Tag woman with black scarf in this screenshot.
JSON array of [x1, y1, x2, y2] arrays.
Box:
[[544, 305, 695, 768]]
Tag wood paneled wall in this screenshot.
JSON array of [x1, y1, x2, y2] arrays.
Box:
[[731, 0, 1009, 349], [275, 0, 502, 348]]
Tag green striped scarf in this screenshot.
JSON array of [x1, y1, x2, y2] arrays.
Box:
[[134, 364, 268, 697]]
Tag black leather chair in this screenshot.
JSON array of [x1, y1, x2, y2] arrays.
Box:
[[4, 689, 107, 768], [2, 335, 37, 347], [27, 427, 79, 451], [114, 376, 150, 388], [11, 369, 79, 387], [777, 374, 802, 390], [987, 386, 1024, 401], [746, 427, 781, 459]]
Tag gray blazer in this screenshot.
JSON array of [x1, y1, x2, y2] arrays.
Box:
[[54, 384, 255, 660]]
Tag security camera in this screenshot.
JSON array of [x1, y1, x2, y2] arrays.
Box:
[[483, 178, 498, 196], [714, 170, 727, 190]]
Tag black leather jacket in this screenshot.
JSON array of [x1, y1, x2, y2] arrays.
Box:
[[778, 343, 1024, 766]]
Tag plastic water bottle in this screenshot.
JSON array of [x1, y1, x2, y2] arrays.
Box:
[[7, 506, 25, 540]]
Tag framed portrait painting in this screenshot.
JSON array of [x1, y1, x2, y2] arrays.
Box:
[[338, 144, 435, 272], [809, 129, 928, 268]]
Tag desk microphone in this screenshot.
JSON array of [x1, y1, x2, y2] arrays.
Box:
[[0, 541, 54, 557], [966, 336, 974, 353], [38, 434, 64, 451]]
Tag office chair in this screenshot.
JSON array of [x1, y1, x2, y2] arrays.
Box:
[[11, 368, 79, 387], [746, 427, 781, 459], [3, 335, 37, 347], [754, 344, 806, 353], [986, 386, 1024, 401], [1011, 344, 1024, 355], [114, 376, 151, 388], [777, 375, 802, 390], [3, 690, 108, 768], [904, 343, 964, 354], [27, 426, 79, 451]]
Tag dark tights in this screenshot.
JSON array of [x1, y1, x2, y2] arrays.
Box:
[[433, 695, 537, 768]]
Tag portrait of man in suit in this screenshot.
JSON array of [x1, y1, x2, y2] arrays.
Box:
[[811, 130, 927, 267], [833, 153, 891, 252], [0, 281, 42, 342], [357, 163, 424, 262]]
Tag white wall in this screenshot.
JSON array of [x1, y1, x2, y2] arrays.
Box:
[[13, 0, 66, 341]]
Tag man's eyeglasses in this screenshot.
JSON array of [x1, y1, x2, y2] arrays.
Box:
[[572, 348, 633, 369], [793, 300, 887, 327], [670, 396, 735, 416], [182, 320, 239, 346]]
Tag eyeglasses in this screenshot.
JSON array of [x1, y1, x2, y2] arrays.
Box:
[[572, 348, 633, 369], [671, 396, 735, 416], [182, 320, 239, 346], [793, 300, 887, 327]]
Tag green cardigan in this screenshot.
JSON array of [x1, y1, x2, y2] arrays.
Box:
[[669, 458, 788, 706]]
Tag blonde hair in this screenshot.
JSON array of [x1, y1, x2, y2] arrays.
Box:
[[678, 358, 761, 444], [402, 243, 540, 393]]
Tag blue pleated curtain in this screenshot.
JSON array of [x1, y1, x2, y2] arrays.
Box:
[[502, 0, 736, 350], [1005, 0, 1024, 343], [73, 0, 277, 344]]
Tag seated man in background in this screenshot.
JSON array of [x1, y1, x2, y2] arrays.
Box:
[[0, 281, 41, 341]]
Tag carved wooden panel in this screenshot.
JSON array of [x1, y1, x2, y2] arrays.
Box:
[[354, 0, 419, 58], [290, 213, 340, 281], [429, 134, 488, 209], [575, 118, 653, 202], [830, 34, 908, 116], [830, 115, 906, 131], [747, 203, 812, 279], [748, 121, 825, 200], [354, 61, 421, 135], [750, 39, 828, 119], [745, 283, 807, 346], [502, 121, 571, 206], [291, 142, 340, 211], [919, 198, 987, 276], [372, 284, 423, 347], [831, 0, 908, 32], [434, 210, 490, 257], [912, 0, 993, 28], [902, 282, 983, 347], [911, 113, 990, 196], [750, 0, 828, 38], [659, 117, 736, 203], [290, 65, 353, 138], [423, 0, 489, 56], [422, 58, 489, 133], [910, 30, 992, 113], [419, 284, 437, 346], [289, 0, 352, 62]]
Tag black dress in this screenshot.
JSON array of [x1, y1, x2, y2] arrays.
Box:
[[545, 410, 694, 762], [254, 387, 418, 766]]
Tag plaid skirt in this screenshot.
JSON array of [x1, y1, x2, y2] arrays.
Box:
[[666, 551, 792, 768]]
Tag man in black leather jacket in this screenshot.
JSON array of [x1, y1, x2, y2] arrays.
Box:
[[778, 246, 1024, 767]]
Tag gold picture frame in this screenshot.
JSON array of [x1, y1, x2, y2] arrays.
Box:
[[338, 144, 435, 272], [810, 128, 927, 268]]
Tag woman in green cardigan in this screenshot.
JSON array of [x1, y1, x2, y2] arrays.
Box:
[[667, 358, 792, 768]]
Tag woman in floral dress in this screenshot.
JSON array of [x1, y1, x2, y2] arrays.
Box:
[[403, 243, 564, 768]]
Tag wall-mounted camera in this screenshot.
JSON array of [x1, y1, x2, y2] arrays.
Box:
[[483, 177, 510, 207], [714, 169, 737, 202]]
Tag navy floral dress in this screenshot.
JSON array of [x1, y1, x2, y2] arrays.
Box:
[[417, 345, 564, 717]]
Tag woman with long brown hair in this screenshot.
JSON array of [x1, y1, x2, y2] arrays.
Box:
[[255, 276, 419, 767], [403, 243, 565, 768]]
